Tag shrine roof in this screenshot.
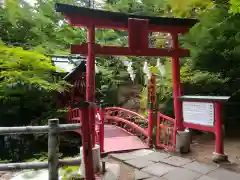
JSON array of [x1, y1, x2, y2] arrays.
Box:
[[55, 3, 198, 28], [49, 54, 86, 80], [63, 60, 86, 80]]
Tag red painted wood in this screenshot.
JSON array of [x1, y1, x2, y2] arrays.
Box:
[[171, 33, 184, 131], [148, 75, 157, 107], [104, 107, 147, 120], [71, 43, 190, 57], [105, 116, 148, 137], [183, 122, 215, 133], [182, 100, 226, 157], [103, 125, 148, 153], [68, 106, 149, 152], [99, 107, 105, 153], [86, 25, 96, 147], [214, 102, 224, 154], [128, 18, 149, 51], [66, 15, 192, 33], [147, 107, 153, 147], [67, 124, 148, 153], [158, 112, 174, 122], [156, 112, 176, 151], [80, 106, 94, 180]]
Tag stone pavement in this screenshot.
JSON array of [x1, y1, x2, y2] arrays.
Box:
[[110, 149, 240, 180]]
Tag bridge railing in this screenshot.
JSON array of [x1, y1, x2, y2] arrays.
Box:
[[0, 119, 82, 180], [156, 112, 176, 150], [104, 107, 148, 139], [68, 105, 105, 152]]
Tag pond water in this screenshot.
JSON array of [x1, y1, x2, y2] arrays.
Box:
[[0, 133, 81, 162]]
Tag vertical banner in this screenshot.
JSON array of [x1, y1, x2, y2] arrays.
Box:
[[148, 74, 157, 110]]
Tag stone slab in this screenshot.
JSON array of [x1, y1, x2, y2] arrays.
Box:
[[110, 149, 153, 161], [125, 158, 155, 169], [134, 170, 152, 180], [145, 177, 167, 180], [160, 156, 193, 166], [142, 163, 177, 177], [207, 168, 240, 180], [197, 176, 218, 180], [141, 152, 171, 162], [183, 161, 218, 174], [163, 168, 201, 180]]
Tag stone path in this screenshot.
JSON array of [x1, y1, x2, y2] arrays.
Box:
[[110, 149, 240, 180]]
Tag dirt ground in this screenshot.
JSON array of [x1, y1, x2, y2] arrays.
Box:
[[169, 133, 240, 173]]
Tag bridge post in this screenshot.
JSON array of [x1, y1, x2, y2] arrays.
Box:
[[79, 101, 94, 180], [99, 104, 105, 153], [147, 103, 154, 147], [213, 102, 228, 162], [171, 33, 184, 131], [86, 25, 96, 147]]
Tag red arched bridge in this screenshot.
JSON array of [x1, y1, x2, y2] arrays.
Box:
[[68, 106, 176, 153]]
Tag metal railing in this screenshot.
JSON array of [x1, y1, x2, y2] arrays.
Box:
[[0, 119, 81, 180]]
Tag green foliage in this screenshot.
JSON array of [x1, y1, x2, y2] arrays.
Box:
[[0, 42, 70, 126], [181, 3, 240, 128], [0, 43, 69, 96], [60, 166, 81, 180], [96, 56, 130, 105], [104, 0, 166, 16], [229, 0, 240, 14], [1, 0, 86, 53], [182, 4, 240, 95], [167, 0, 214, 17]]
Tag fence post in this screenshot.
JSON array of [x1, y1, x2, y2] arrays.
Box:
[[148, 103, 153, 147], [99, 104, 105, 153], [48, 119, 59, 180]]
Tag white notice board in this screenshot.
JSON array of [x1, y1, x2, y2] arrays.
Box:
[[182, 102, 214, 126]]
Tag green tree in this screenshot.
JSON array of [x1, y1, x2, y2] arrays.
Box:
[[0, 41, 69, 125], [229, 0, 240, 14]]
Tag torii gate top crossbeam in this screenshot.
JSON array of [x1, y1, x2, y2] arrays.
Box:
[[55, 3, 198, 57], [55, 3, 198, 34]]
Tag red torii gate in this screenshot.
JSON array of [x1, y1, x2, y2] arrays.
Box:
[[56, 3, 197, 179]]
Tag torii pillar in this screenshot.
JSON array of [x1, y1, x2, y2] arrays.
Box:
[[86, 25, 96, 146], [171, 33, 184, 132]]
